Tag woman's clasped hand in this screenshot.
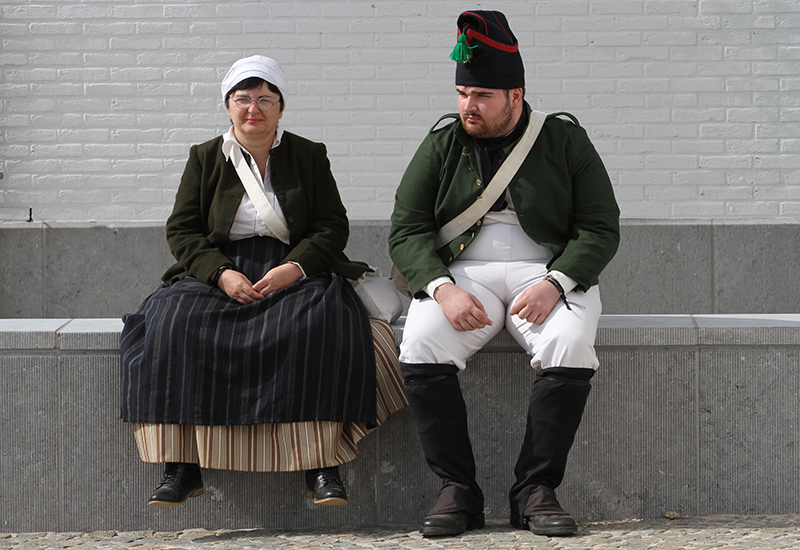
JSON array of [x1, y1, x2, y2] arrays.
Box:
[[218, 263, 303, 304]]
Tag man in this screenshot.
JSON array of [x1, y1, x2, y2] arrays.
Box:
[[389, 10, 620, 538]]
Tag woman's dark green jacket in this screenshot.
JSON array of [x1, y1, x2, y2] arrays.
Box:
[[162, 131, 368, 285]]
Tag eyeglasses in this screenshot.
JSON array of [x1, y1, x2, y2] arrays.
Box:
[[232, 96, 280, 112]]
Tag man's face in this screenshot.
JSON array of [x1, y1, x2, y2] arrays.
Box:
[[457, 86, 517, 138]]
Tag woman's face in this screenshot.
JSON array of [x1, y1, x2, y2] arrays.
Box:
[[226, 82, 283, 144]]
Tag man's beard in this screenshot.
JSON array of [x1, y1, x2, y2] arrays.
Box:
[[460, 98, 515, 138]]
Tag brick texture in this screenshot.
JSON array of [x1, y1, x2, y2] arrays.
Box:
[[1, 0, 799, 222]]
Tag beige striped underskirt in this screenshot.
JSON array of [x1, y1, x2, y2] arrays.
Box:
[[131, 318, 407, 472]]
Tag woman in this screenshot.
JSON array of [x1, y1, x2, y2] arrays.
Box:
[[120, 55, 406, 507]]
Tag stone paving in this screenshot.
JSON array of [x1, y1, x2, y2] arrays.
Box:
[[3, 515, 800, 550]]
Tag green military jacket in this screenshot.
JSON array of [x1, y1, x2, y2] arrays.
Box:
[[389, 103, 620, 296], [162, 131, 369, 285]]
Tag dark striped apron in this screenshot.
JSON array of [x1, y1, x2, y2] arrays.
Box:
[[120, 237, 376, 426]]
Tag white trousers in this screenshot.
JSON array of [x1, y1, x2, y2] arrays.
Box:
[[399, 224, 602, 371]]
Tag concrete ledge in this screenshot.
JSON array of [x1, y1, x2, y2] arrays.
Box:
[[3, 220, 800, 318], [2, 315, 800, 532]]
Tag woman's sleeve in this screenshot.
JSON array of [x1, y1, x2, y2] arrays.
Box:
[[280, 142, 350, 276], [165, 145, 235, 284]]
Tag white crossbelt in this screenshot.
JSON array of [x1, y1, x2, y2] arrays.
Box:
[[229, 143, 291, 244], [435, 109, 547, 249]]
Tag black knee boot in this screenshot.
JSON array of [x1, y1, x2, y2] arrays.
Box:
[[401, 362, 485, 535], [508, 367, 594, 535]]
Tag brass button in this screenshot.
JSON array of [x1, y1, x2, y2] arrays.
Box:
[[449, 256, 453, 262], [476, 220, 481, 226], [459, 244, 465, 250], [476, 179, 482, 186], [471, 233, 475, 238]]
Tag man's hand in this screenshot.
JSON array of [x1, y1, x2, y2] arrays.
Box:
[[433, 282, 493, 332], [218, 270, 265, 305], [252, 263, 303, 297], [509, 279, 560, 325]]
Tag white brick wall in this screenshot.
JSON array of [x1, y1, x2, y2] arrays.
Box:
[[1, 0, 799, 222]]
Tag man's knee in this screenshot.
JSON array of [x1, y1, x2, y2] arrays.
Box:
[[399, 329, 474, 368], [530, 327, 599, 371]]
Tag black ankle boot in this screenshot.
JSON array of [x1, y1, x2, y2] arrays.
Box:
[[148, 462, 204, 507], [305, 466, 347, 505]]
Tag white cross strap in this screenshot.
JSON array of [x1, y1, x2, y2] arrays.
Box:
[[230, 143, 291, 244], [435, 109, 547, 249]]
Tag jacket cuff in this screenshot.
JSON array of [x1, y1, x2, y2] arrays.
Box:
[[546, 270, 578, 294], [424, 276, 454, 299]]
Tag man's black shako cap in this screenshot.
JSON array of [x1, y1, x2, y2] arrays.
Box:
[[452, 10, 525, 90]]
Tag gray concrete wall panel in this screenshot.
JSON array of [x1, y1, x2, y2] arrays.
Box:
[[344, 221, 394, 277], [4, 221, 800, 318], [41, 224, 172, 319], [601, 223, 714, 314], [0, 227, 44, 318], [59, 354, 152, 532], [698, 347, 800, 515], [713, 224, 800, 314], [4, 310, 800, 529], [0, 355, 60, 532], [565, 349, 698, 520]]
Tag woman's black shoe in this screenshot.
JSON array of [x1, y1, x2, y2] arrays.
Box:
[[147, 462, 205, 507], [305, 466, 347, 505]]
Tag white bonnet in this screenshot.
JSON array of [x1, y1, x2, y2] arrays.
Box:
[[221, 55, 288, 107]]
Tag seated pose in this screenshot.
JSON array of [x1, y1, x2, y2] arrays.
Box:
[[121, 55, 406, 508], [389, 12, 619, 537]]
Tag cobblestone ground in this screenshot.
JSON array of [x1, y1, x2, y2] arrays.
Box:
[[3, 516, 800, 550]]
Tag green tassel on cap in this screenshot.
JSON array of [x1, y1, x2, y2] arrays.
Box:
[[449, 29, 476, 63]]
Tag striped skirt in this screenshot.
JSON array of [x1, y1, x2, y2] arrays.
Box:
[[121, 237, 378, 426], [131, 318, 407, 471]]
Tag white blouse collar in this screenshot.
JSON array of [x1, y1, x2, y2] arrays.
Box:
[[221, 125, 283, 161]]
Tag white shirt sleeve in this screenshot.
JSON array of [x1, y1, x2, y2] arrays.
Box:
[[424, 276, 455, 299], [546, 270, 578, 294]]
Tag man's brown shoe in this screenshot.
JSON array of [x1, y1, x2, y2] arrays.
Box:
[[519, 485, 578, 536], [526, 513, 577, 536], [421, 511, 485, 537]]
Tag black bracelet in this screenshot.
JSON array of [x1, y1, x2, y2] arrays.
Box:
[[545, 276, 572, 311], [211, 266, 230, 286]]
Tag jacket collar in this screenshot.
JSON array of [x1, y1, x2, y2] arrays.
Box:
[[221, 125, 284, 161]]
